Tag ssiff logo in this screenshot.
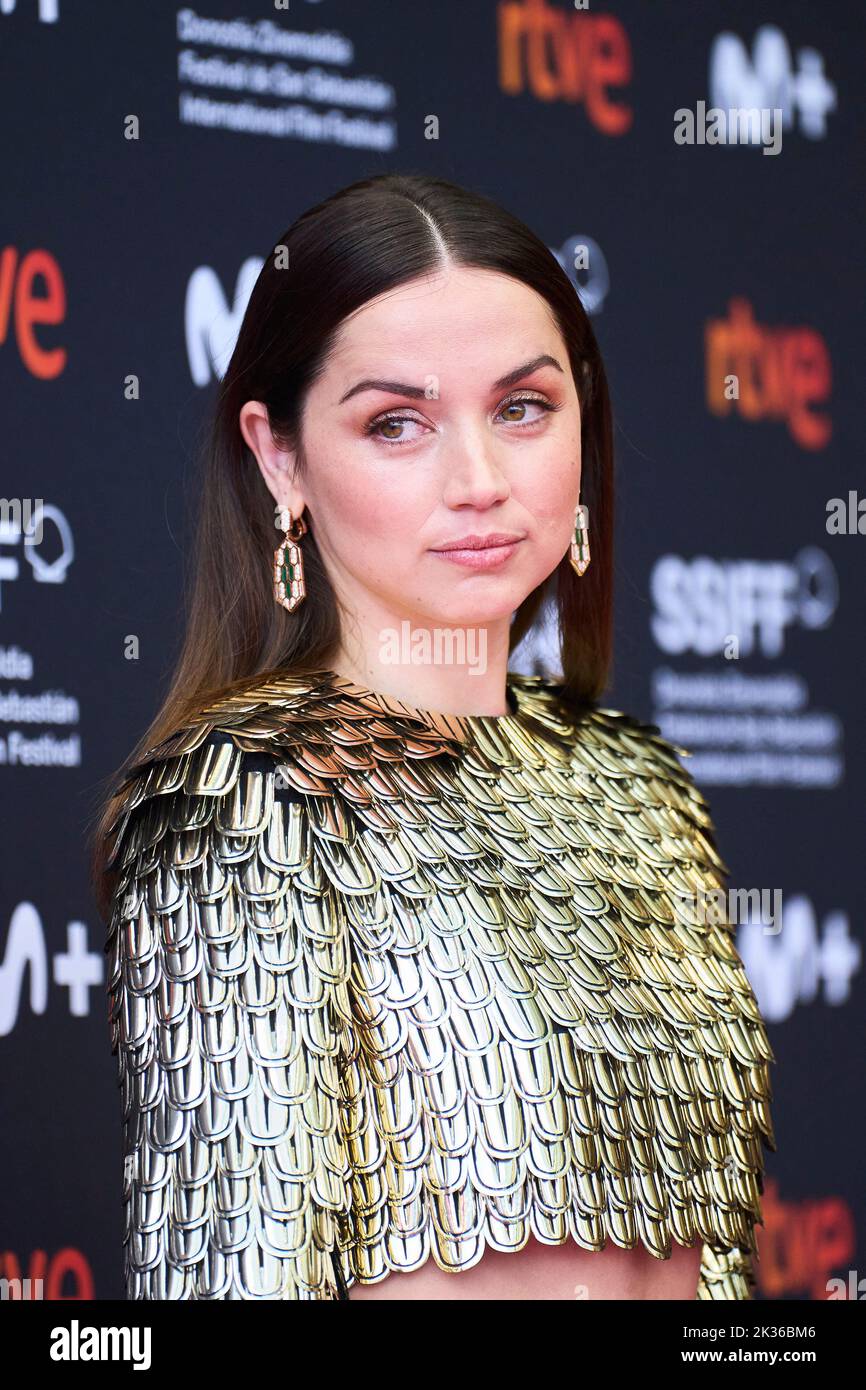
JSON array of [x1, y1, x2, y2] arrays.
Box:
[[649, 549, 837, 660], [0, 500, 75, 612]]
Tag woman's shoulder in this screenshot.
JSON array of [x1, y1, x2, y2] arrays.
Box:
[[518, 672, 708, 789], [103, 672, 318, 877], [523, 674, 729, 874], [108, 668, 459, 817], [102, 666, 460, 882], [104, 667, 727, 884]]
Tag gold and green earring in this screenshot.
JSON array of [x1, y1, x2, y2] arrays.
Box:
[[273, 504, 308, 611], [569, 502, 590, 577]]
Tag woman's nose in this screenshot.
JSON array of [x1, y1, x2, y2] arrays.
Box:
[[441, 443, 511, 509]]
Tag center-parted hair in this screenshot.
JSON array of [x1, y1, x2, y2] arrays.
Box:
[[88, 171, 615, 917]]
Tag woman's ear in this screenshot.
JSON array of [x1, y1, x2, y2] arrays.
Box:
[[239, 399, 306, 512]]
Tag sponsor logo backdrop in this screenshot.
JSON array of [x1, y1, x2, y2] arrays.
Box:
[[1, 0, 862, 1301]]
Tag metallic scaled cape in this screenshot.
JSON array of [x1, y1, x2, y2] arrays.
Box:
[[104, 668, 776, 1300]]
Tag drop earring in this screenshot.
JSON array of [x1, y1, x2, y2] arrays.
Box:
[[569, 502, 590, 576], [273, 504, 308, 611]]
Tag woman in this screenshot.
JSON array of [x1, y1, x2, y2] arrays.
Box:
[[90, 172, 775, 1301]]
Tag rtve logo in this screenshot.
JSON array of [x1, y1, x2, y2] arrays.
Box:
[[705, 298, 832, 450], [0, 1250, 93, 1300], [0, 246, 67, 379], [758, 1178, 856, 1302], [498, 1, 631, 133]]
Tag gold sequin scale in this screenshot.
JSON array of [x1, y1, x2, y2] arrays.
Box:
[[104, 668, 775, 1300]]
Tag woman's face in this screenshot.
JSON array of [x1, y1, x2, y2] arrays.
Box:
[[263, 266, 582, 636]]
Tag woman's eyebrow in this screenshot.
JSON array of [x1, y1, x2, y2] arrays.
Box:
[[338, 353, 564, 405]]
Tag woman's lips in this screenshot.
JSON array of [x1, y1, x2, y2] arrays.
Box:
[[429, 539, 524, 569]]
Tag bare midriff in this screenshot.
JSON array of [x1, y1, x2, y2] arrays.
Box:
[[347, 1234, 703, 1300]]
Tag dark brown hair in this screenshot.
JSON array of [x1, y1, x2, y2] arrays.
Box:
[[88, 170, 615, 920]]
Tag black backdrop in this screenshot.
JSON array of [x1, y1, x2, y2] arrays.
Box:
[[1, 0, 862, 1302]]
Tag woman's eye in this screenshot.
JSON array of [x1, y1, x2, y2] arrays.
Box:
[[364, 414, 425, 447], [497, 394, 555, 426], [364, 393, 558, 447]]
